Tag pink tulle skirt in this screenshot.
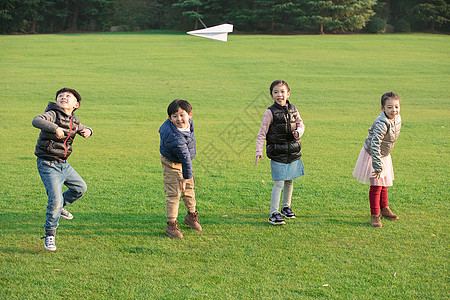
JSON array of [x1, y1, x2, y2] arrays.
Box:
[[352, 148, 394, 186]]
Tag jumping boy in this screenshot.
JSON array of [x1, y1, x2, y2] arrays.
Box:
[[159, 99, 202, 238], [33, 88, 93, 251]]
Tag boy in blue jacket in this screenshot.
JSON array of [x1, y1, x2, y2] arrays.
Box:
[[159, 99, 202, 238]]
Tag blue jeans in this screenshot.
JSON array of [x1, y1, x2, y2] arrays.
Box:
[[37, 158, 87, 234]]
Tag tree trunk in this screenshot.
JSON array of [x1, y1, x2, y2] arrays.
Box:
[[31, 12, 37, 33], [60, 0, 69, 31], [70, 4, 79, 31], [194, 6, 199, 29], [320, 23, 324, 35]]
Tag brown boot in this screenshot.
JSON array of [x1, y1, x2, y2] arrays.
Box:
[[370, 214, 382, 228], [381, 207, 399, 220], [184, 211, 203, 232], [165, 220, 183, 238]]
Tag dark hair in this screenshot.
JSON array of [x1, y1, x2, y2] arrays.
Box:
[[270, 80, 290, 95], [167, 99, 192, 116], [381, 91, 400, 107], [56, 88, 82, 103]]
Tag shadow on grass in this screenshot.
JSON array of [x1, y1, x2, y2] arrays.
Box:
[[0, 211, 370, 255], [0, 211, 369, 235], [204, 212, 370, 229], [312, 216, 369, 228], [203, 213, 270, 227], [0, 211, 271, 235], [0, 247, 40, 255], [0, 212, 368, 232]]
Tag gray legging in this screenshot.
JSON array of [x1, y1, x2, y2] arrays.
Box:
[[270, 180, 293, 215]]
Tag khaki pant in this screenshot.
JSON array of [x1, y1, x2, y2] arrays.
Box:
[[161, 155, 195, 221]]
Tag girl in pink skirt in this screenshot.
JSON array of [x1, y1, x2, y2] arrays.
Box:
[[353, 92, 402, 228]]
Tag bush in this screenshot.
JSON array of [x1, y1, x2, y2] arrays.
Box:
[[366, 16, 386, 33], [394, 19, 410, 32]]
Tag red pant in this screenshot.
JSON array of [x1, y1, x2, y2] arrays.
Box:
[[369, 186, 388, 215]]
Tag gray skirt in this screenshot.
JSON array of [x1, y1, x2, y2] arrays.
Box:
[[270, 158, 305, 181]]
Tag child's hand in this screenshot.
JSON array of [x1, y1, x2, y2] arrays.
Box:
[[372, 171, 382, 179], [55, 127, 65, 139], [180, 177, 194, 192], [80, 128, 92, 138], [255, 155, 263, 166]]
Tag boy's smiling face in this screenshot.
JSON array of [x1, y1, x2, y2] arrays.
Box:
[[56, 92, 79, 114], [169, 107, 193, 129]]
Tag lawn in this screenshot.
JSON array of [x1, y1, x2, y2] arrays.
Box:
[[0, 32, 448, 299]]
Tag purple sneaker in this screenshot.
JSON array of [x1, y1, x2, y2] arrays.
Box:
[[281, 206, 296, 219], [268, 212, 286, 225]]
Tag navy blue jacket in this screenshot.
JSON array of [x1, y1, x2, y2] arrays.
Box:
[[159, 118, 196, 179]]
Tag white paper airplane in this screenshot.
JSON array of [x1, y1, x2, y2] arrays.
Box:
[[187, 24, 233, 42]]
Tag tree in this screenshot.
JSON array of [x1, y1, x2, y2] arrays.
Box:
[[1, 0, 55, 33], [256, 0, 305, 31], [21, 0, 57, 33], [1, 0, 448, 34], [299, 0, 376, 34], [112, 0, 164, 31], [172, 0, 204, 29], [66, 0, 112, 31], [0, 0, 17, 33], [224, 0, 305, 32], [410, 0, 449, 31]]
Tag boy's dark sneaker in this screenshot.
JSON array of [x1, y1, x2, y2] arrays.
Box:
[[281, 206, 296, 219], [60, 207, 73, 220], [41, 235, 56, 251], [268, 212, 286, 225]]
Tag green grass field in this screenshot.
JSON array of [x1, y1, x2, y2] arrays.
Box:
[[0, 32, 448, 299]]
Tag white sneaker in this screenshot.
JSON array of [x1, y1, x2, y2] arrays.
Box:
[[60, 207, 73, 220], [42, 235, 56, 251]]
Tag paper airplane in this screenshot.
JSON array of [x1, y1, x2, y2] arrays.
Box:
[[187, 24, 233, 42]]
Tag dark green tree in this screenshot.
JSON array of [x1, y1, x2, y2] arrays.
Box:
[[0, 0, 18, 33], [65, 0, 114, 31], [172, 0, 204, 29], [299, 0, 376, 34], [225, 0, 304, 32], [0, 0, 56, 33], [410, 0, 449, 31], [22, 0, 57, 33], [112, 0, 163, 31], [1, 0, 448, 34]]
